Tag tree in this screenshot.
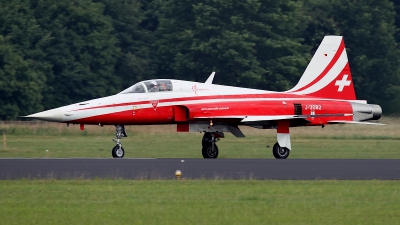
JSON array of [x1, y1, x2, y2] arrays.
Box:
[[31, 0, 121, 109], [0, 0, 48, 119], [96, 0, 157, 88], [303, 0, 400, 103], [391, 0, 400, 43], [154, 0, 310, 90]]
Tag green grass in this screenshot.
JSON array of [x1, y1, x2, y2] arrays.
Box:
[[1, 133, 400, 158], [0, 118, 400, 158], [0, 180, 399, 225], [1, 121, 399, 224]]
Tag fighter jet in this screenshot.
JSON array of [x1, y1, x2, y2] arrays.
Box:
[[26, 36, 383, 159]]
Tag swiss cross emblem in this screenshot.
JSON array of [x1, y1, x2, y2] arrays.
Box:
[[335, 74, 351, 92], [150, 100, 159, 111]]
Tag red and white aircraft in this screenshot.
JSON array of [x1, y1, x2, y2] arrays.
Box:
[[26, 36, 383, 159]]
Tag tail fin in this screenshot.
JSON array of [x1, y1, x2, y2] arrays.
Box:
[[287, 36, 356, 100]]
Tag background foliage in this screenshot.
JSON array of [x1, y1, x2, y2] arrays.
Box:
[[1, 0, 399, 119]]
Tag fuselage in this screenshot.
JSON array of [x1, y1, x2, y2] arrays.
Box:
[[28, 79, 381, 127]]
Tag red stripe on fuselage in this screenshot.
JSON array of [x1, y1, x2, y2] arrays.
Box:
[[70, 93, 323, 112]]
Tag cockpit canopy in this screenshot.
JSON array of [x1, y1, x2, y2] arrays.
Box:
[[119, 79, 173, 94]]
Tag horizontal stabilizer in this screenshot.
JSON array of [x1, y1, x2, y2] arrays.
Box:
[[327, 120, 385, 125]]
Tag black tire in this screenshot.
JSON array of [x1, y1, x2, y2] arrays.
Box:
[[202, 132, 213, 147], [272, 142, 289, 159], [112, 145, 125, 158], [202, 144, 219, 158]]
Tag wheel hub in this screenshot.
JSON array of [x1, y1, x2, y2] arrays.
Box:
[[278, 147, 288, 156], [207, 146, 217, 157], [116, 148, 123, 157]]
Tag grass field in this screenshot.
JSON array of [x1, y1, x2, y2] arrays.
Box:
[[0, 117, 399, 158], [0, 180, 399, 225], [1, 119, 399, 224]]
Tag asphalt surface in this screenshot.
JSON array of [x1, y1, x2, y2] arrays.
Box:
[[0, 158, 399, 180]]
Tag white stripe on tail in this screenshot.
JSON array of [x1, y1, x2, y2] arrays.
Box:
[[287, 36, 356, 100]]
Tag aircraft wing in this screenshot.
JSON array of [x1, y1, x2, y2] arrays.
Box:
[[241, 115, 299, 122], [327, 120, 385, 125], [194, 115, 384, 126], [193, 116, 247, 119], [193, 115, 299, 121], [194, 114, 361, 125], [194, 114, 341, 122]]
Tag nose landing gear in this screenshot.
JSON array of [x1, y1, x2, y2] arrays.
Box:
[[112, 125, 127, 158], [112, 145, 125, 158], [202, 132, 219, 158]]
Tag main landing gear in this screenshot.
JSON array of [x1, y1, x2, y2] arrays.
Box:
[[112, 125, 127, 158], [272, 142, 290, 159], [202, 132, 219, 158]]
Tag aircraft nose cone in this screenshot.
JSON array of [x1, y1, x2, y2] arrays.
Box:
[[25, 108, 64, 122]]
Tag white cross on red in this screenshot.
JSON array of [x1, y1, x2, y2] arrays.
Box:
[[335, 74, 351, 92]]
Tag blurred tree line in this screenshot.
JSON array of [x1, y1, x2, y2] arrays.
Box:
[[0, 0, 399, 119]]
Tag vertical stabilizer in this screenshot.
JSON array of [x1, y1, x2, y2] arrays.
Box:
[[287, 36, 356, 100]]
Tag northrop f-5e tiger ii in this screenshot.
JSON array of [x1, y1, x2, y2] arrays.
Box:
[[26, 36, 383, 159]]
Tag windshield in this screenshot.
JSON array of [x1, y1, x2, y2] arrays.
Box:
[[119, 79, 173, 94], [144, 80, 173, 92], [119, 82, 146, 94]]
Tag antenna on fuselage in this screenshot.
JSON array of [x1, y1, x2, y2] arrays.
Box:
[[205, 72, 215, 84]]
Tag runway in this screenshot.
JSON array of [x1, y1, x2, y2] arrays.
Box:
[[1, 158, 399, 180]]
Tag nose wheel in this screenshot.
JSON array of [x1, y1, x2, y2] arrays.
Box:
[[202, 132, 219, 158], [202, 145, 219, 158], [112, 125, 127, 158], [112, 145, 125, 158]]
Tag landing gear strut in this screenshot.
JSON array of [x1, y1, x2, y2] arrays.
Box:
[[272, 142, 290, 159], [112, 125, 127, 158], [202, 132, 219, 158]]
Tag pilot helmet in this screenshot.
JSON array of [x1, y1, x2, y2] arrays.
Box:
[[150, 81, 158, 87]]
